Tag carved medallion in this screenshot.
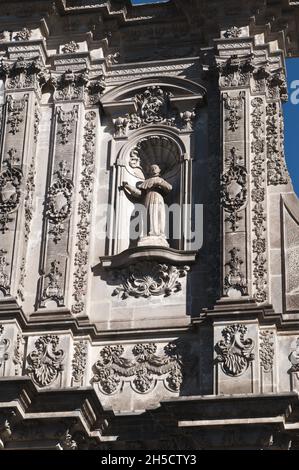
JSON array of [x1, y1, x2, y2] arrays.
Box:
[[215, 324, 255, 377], [26, 335, 65, 387]]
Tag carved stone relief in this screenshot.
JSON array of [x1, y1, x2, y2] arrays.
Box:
[[61, 41, 79, 54], [251, 97, 267, 303], [111, 262, 190, 299], [0, 148, 23, 232], [41, 260, 64, 307], [53, 69, 89, 102], [13, 334, 24, 376], [3, 57, 45, 93], [56, 430, 78, 450], [14, 28, 31, 41], [259, 330, 274, 373], [56, 106, 79, 145], [215, 324, 255, 377], [224, 247, 247, 296], [72, 111, 96, 315], [0, 250, 9, 296], [26, 335, 65, 387], [46, 160, 74, 243], [0, 325, 10, 375], [223, 92, 244, 132], [6, 94, 28, 134], [220, 147, 247, 231], [72, 340, 87, 386], [92, 343, 183, 394], [266, 102, 288, 186]]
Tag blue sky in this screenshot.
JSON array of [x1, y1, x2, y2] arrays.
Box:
[[131, 0, 298, 195]]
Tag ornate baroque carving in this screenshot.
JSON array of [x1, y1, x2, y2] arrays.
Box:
[[0, 325, 10, 373], [57, 105, 79, 145], [26, 335, 65, 387], [53, 69, 88, 101], [220, 147, 248, 231], [266, 102, 288, 185], [224, 26, 242, 38], [0, 148, 23, 232], [259, 330, 274, 373], [72, 341, 87, 386], [62, 41, 79, 54], [41, 260, 64, 306], [251, 97, 267, 303], [215, 324, 255, 377], [46, 161, 74, 243], [112, 262, 190, 299], [223, 92, 244, 132], [92, 343, 183, 394], [224, 248, 247, 296], [0, 250, 10, 296], [6, 94, 28, 134], [72, 111, 96, 315], [14, 28, 31, 41], [13, 334, 24, 376], [56, 430, 78, 450]]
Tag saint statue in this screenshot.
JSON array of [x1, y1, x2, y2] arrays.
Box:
[[122, 164, 172, 247]]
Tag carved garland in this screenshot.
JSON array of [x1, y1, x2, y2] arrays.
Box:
[[72, 340, 87, 386], [72, 111, 96, 315], [0, 250, 10, 296], [259, 330, 274, 373], [224, 247, 247, 296], [215, 324, 255, 377], [92, 343, 183, 394], [223, 92, 244, 132], [57, 106, 79, 145], [112, 262, 190, 299], [6, 94, 28, 134], [266, 102, 288, 186], [26, 335, 65, 387], [251, 97, 267, 303]]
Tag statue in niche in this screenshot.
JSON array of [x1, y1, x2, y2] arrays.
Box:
[[122, 164, 172, 247]]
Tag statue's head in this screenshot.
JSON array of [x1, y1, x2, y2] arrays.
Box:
[[149, 164, 161, 176]]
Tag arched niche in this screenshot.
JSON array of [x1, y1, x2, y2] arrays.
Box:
[[106, 127, 193, 257]]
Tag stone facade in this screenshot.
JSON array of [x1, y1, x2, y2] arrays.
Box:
[[0, 0, 299, 450]]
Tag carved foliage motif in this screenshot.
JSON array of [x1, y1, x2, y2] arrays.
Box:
[[27, 335, 65, 387], [3, 57, 44, 92], [289, 338, 299, 373], [46, 161, 74, 243], [72, 111, 96, 315], [220, 147, 247, 231], [57, 106, 78, 145], [223, 92, 244, 132], [92, 343, 183, 394], [251, 97, 267, 303], [6, 94, 28, 134], [0, 250, 9, 296], [215, 324, 255, 377], [224, 26, 242, 38], [218, 57, 253, 88], [224, 248, 247, 296], [0, 325, 10, 372], [13, 334, 24, 376], [259, 330, 274, 373], [72, 341, 87, 385], [54, 69, 88, 102], [266, 102, 288, 186], [41, 260, 64, 306], [0, 149, 23, 233], [62, 41, 79, 54], [14, 28, 31, 41], [112, 262, 190, 299]]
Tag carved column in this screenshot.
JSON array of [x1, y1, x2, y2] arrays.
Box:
[[0, 52, 44, 300], [215, 25, 288, 306]]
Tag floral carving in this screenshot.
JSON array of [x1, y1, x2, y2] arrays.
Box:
[[13, 334, 24, 376], [46, 161, 74, 243], [224, 26, 242, 38], [72, 341, 87, 386], [14, 28, 31, 41], [0, 325, 10, 373], [0, 149, 23, 233], [266, 102, 288, 186], [112, 262, 190, 299], [26, 335, 65, 387], [251, 97, 267, 303], [72, 111, 96, 315], [223, 92, 244, 132], [259, 330, 274, 373], [6, 94, 28, 134], [215, 324, 255, 377], [57, 106, 78, 145], [4, 57, 44, 92], [224, 248, 247, 296], [92, 342, 183, 395], [53, 69, 89, 101], [41, 260, 64, 306], [62, 41, 79, 54], [220, 147, 247, 231], [0, 250, 9, 296]]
